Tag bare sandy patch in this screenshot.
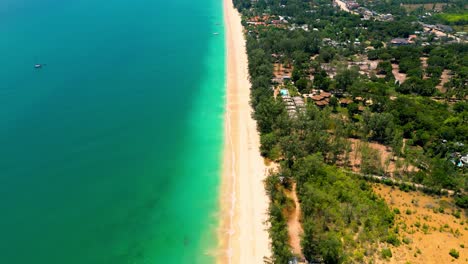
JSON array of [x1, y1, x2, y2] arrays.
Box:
[[436, 69, 451, 93], [348, 139, 418, 176], [373, 184, 468, 264], [392, 63, 407, 84]]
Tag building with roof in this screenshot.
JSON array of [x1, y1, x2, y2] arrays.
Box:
[[309, 92, 332, 107], [390, 38, 411, 46], [436, 24, 453, 33], [340, 98, 353, 106]]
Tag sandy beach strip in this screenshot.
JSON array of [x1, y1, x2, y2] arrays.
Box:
[[218, 0, 272, 263]]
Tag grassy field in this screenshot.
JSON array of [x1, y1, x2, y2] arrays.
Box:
[[436, 12, 468, 23]]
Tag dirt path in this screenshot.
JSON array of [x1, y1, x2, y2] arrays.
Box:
[[392, 63, 407, 84], [436, 69, 450, 93], [286, 183, 304, 258]]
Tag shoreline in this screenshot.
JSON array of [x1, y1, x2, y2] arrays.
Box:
[[218, 0, 271, 263]]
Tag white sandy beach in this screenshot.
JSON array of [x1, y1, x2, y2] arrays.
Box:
[[218, 0, 272, 263]]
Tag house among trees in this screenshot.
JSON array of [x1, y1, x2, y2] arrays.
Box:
[[390, 38, 411, 46], [292, 96, 305, 108], [339, 98, 353, 107], [346, 1, 359, 10], [273, 63, 293, 85], [280, 90, 304, 117], [377, 13, 394, 21], [408, 34, 417, 43], [460, 155, 468, 167], [308, 91, 332, 107], [435, 24, 453, 33]]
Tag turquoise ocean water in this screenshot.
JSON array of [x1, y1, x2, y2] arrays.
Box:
[[0, 0, 225, 263]]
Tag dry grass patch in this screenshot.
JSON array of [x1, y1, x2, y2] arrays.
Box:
[[373, 184, 468, 264]]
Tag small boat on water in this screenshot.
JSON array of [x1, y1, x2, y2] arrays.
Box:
[[34, 64, 42, 69], [213, 32, 219, 35]]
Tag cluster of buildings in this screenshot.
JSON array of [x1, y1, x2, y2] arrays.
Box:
[[423, 23, 454, 33], [280, 87, 374, 113], [245, 15, 290, 28], [322, 36, 365, 49], [420, 23, 467, 43], [390, 35, 418, 46], [303, 90, 332, 107], [272, 63, 293, 84], [280, 89, 305, 118], [335, 0, 394, 21], [345, 1, 359, 10], [451, 153, 468, 168], [357, 7, 394, 21], [391, 25, 466, 46]]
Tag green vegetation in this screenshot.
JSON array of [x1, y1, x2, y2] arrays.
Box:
[[455, 195, 468, 208], [267, 155, 395, 262], [449, 248, 460, 259], [381, 248, 393, 259], [402, 237, 412, 244], [436, 13, 468, 23], [386, 233, 401, 246], [233, 0, 467, 262]]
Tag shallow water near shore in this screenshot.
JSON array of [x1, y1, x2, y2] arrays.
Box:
[[0, 0, 224, 263]]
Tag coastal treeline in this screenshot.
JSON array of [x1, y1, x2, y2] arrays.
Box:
[[233, 0, 467, 262]]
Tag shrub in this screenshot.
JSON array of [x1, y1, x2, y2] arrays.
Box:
[[381, 248, 392, 259], [393, 208, 401, 214], [422, 224, 430, 234], [405, 209, 412, 215], [402, 237, 412, 244], [455, 195, 468, 209], [353, 250, 364, 261], [449, 249, 459, 259], [437, 207, 444, 213], [386, 234, 401, 246]]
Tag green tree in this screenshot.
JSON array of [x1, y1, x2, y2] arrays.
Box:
[[313, 69, 331, 90], [335, 68, 359, 91], [260, 132, 278, 158], [296, 78, 309, 93], [364, 112, 395, 144], [320, 234, 344, 264], [347, 103, 359, 117]]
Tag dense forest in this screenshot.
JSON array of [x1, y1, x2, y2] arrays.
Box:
[[233, 0, 467, 262]]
